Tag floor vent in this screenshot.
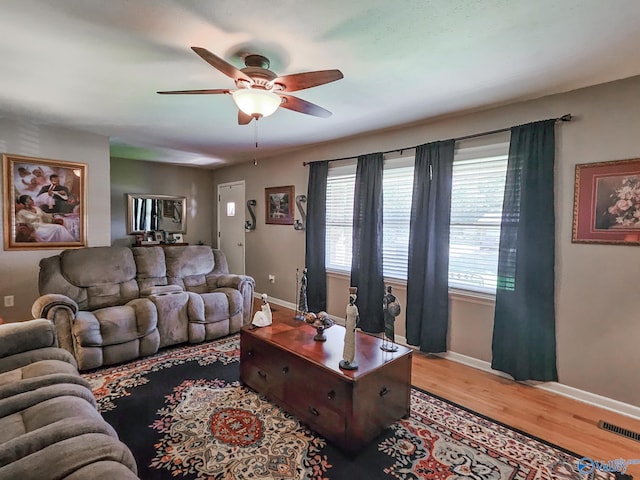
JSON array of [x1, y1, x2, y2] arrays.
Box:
[[598, 420, 640, 442]]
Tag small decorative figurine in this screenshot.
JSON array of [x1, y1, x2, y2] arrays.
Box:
[[304, 311, 334, 341], [251, 293, 273, 327], [297, 267, 309, 318], [340, 287, 359, 370], [381, 285, 400, 352]]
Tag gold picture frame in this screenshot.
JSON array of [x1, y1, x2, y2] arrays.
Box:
[[3, 154, 87, 250], [572, 158, 640, 245]]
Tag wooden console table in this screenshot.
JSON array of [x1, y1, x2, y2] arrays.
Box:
[[240, 317, 412, 454]]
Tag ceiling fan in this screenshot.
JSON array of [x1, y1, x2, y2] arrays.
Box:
[[158, 47, 344, 125]]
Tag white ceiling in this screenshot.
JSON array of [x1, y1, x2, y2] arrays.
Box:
[[2, 0, 640, 169]]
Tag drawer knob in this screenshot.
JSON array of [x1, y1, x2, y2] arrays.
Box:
[[379, 387, 390, 397], [247, 349, 254, 357], [282, 366, 289, 374], [309, 406, 320, 416], [327, 390, 336, 400]]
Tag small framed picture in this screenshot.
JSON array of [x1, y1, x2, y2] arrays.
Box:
[[173, 233, 183, 243], [154, 231, 163, 242], [265, 185, 294, 225]]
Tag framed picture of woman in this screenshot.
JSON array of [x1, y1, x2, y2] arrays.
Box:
[[3, 154, 87, 250]]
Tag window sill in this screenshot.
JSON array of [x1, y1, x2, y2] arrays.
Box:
[[326, 269, 495, 306], [449, 288, 495, 306]]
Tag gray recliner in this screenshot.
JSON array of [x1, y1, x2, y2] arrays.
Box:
[[33, 247, 160, 370], [0, 319, 139, 479]]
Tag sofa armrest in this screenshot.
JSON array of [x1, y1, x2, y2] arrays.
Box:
[[0, 319, 58, 360], [0, 347, 77, 375], [31, 294, 79, 355], [32, 294, 78, 319], [207, 274, 255, 291]]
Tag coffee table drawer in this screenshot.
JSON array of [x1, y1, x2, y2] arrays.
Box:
[[241, 362, 285, 400], [287, 391, 345, 437], [240, 332, 291, 401]]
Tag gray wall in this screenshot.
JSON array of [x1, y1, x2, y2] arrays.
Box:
[[0, 119, 111, 321], [1, 76, 638, 408], [110, 158, 216, 247], [213, 75, 640, 407]]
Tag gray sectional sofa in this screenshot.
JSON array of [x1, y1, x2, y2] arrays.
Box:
[[32, 245, 255, 370], [0, 318, 139, 479]]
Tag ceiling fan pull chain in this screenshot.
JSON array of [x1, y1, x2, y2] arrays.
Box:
[[254, 118, 259, 149]]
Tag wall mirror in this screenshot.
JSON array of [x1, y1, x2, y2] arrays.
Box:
[[126, 193, 187, 234]]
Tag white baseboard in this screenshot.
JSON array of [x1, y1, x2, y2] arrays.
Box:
[[256, 294, 640, 421], [433, 349, 640, 421]]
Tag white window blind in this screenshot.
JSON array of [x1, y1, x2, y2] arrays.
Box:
[[326, 158, 414, 278], [382, 161, 414, 279], [326, 168, 355, 272], [449, 153, 508, 293]]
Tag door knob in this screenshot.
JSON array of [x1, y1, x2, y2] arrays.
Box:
[[237, 242, 243, 247]]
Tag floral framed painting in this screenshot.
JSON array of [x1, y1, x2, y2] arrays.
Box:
[[572, 158, 640, 245], [265, 185, 294, 225], [3, 154, 87, 250]]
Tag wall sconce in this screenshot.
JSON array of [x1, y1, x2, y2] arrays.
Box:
[[294, 194, 307, 230], [245, 199, 257, 231]]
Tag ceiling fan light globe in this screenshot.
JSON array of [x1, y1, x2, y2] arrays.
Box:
[[231, 89, 281, 118]]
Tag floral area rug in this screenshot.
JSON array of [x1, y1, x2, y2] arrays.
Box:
[[82, 335, 625, 480]]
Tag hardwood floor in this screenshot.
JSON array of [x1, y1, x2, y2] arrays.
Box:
[[263, 301, 640, 477]]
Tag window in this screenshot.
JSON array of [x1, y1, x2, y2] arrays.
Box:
[[449, 153, 507, 293], [326, 164, 355, 272], [325, 139, 509, 295], [325, 157, 414, 278]]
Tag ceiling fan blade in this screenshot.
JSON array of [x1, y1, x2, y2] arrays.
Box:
[[157, 89, 230, 95], [191, 46, 252, 84], [279, 94, 332, 118], [238, 111, 254, 125], [273, 69, 343, 92]]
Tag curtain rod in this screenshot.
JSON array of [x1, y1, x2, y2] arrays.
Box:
[[302, 113, 572, 166]]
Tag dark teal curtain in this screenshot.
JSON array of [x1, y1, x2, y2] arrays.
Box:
[[305, 161, 328, 312], [350, 153, 384, 333], [405, 140, 455, 352], [491, 119, 557, 381]]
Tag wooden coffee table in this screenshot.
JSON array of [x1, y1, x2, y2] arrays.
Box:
[[240, 317, 412, 454]]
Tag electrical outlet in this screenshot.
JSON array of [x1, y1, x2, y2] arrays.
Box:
[[4, 295, 14, 307], [268, 274, 276, 283]]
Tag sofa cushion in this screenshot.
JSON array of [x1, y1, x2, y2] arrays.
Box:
[[0, 395, 112, 459], [133, 247, 168, 290], [60, 247, 136, 286], [200, 292, 231, 323], [59, 247, 139, 309], [0, 319, 56, 360], [165, 246, 215, 279], [73, 302, 156, 347], [0, 359, 81, 398], [0, 433, 138, 480]]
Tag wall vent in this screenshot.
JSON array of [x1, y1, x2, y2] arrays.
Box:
[[598, 420, 640, 442]]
